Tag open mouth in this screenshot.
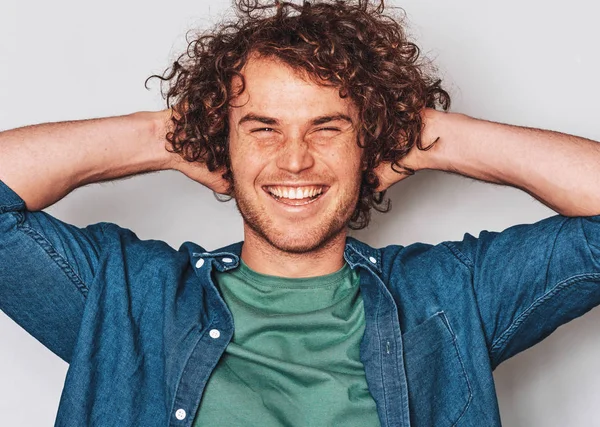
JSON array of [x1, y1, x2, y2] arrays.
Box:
[[263, 185, 328, 206]]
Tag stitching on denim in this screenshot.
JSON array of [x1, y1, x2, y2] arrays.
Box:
[[440, 241, 497, 365], [578, 216, 600, 256], [169, 266, 216, 424], [441, 242, 474, 270], [193, 251, 238, 259], [439, 311, 474, 425], [490, 273, 600, 365], [540, 217, 570, 294], [346, 241, 382, 273], [16, 216, 90, 297], [390, 294, 408, 426], [0, 202, 24, 214], [370, 266, 409, 426], [361, 270, 396, 425], [169, 324, 209, 425], [371, 279, 391, 425]]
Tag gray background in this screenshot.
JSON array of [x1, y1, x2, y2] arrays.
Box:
[[1, 0, 599, 425]]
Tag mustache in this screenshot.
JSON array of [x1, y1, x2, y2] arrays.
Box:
[[231, 171, 335, 186]]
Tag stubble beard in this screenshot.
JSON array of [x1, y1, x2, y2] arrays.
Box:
[[232, 176, 361, 255]]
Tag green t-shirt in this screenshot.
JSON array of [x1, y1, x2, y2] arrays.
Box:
[[193, 261, 380, 426]]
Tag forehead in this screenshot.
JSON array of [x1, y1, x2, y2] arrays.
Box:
[[229, 56, 358, 122]]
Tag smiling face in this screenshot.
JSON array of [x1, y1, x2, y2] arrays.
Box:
[[228, 56, 363, 255]]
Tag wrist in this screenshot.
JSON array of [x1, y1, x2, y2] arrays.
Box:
[[417, 110, 469, 172], [140, 109, 177, 172]]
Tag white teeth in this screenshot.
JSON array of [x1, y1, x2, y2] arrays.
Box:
[[267, 186, 324, 200]]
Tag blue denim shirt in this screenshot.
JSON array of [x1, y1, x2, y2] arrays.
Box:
[[2, 177, 600, 427]]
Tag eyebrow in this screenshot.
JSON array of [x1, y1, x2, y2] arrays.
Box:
[[238, 113, 353, 126]]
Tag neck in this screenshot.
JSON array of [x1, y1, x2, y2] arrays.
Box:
[[241, 227, 347, 278]]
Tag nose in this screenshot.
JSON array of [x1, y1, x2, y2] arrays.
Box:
[[276, 134, 315, 173]]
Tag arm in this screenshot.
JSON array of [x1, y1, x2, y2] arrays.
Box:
[[0, 110, 228, 211], [379, 110, 600, 368], [0, 112, 172, 211], [379, 111, 600, 367], [0, 110, 226, 361], [0, 112, 169, 361], [445, 211, 600, 369], [377, 109, 600, 216]]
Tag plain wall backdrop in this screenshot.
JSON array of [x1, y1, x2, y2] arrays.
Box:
[[1, 0, 599, 425]]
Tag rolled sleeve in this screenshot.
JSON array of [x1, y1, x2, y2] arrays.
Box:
[[445, 214, 600, 369], [0, 179, 108, 362]]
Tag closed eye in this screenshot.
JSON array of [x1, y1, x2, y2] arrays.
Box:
[[251, 127, 276, 133], [250, 127, 341, 135]]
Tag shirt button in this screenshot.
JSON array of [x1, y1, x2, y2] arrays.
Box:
[[209, 329, 221, 339], [222, 257, 233, 263], [195, 258, 205, 268], [368, 256, 377, 264], [175, 408, 187, 420]]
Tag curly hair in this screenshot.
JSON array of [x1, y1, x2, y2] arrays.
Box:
[[150, 0, 450, 229]]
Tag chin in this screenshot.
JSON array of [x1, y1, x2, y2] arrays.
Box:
[[233, 183, 357, 255], [269, 233, 337, 254], [247, 219, 346, 254]]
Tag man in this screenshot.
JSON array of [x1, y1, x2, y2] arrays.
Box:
[[1, 0, 599, 426]]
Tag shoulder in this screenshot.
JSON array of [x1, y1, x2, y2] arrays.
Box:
[[347, 236, 464, 278], [349, 237, 473, 310], [100, 222, 209, 267]]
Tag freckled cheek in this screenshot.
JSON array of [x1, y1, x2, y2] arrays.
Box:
[[323, 147, 363, 174], [231, 146, 274, 188]]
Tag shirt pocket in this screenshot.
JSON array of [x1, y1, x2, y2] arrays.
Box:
[[401, 311, 472, 427]]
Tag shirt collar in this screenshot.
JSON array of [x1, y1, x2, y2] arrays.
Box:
[[189, 237, 381, 274], [343, 237, 382, 274], [191, 242, 242, 273]]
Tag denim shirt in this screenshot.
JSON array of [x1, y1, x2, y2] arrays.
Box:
[[1, 177, 600, 427]]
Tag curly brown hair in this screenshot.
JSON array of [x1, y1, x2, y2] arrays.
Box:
[[150, 0, 450, 229]]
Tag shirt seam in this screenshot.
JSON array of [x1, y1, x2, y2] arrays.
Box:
[[440, 311, 474, 425], [579, 216, 600, 259], [441, 241, 474, 270], [169, 326, 209, 425], [490, 272, 600, 365], [368, 271, 393, 426], [0, 201, 24, 214], [375, 294, 390, 425], [440, 241, 496, 366], [14, 213, 107, 297]]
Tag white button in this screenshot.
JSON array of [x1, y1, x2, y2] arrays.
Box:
[[368, 256, 377, 264], [195, 258, 205, 268], [222, 257, 233, 263], [175, 408, 187, 420], [209, 329, 221, 339]]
